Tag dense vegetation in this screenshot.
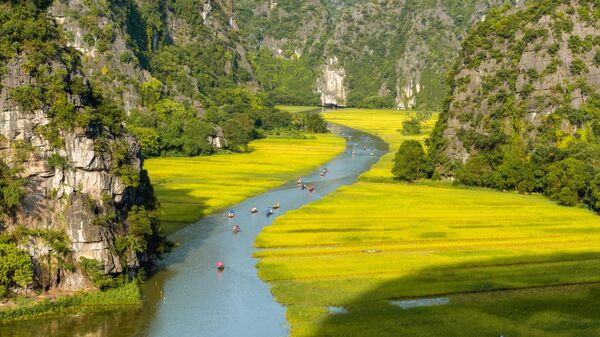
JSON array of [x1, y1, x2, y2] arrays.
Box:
[[425, 0, 600, 213]]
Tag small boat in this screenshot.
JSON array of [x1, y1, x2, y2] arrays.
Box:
[[370, 152, 375, 157], [233, 225, 241, 233], [250, 207, 258, 214], [217, 261, 225, 271], [273, 203, 280, 209]]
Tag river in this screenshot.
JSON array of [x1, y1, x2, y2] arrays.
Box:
[[1, 125, 387, 337]]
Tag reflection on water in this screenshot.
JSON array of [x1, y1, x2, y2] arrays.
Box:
[[1, 266, 176, 337], [0, 126, 388, 337]]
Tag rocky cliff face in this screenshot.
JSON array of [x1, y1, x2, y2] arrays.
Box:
[[430, 0, 600, 171], [237, 0, 510, 109], [317, 56, 347, 106], [0, 1, 167, 292], [49, 0, 151, 113]]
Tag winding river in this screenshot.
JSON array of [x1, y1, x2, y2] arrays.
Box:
[[2, 125, 387, 337]]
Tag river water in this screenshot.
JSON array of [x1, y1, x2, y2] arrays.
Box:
[[1, 125, 387, 337]]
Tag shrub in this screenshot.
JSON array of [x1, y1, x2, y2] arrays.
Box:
[[0, 243, 33, 297], [392, 141, 432, 182], [401, 118, 421, 135]]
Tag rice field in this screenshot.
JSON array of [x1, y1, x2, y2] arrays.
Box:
[[255, 108, 600, 336], [146, 134, 345, 234], [323, 108, 437, 179]]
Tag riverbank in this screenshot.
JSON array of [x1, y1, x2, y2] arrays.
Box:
[[256, 108, 600, 336], [0, 282, 141, 324], [146, 133, 345, 234]]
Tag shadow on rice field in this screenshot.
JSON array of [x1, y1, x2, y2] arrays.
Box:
[[310, 253, 600, 337]]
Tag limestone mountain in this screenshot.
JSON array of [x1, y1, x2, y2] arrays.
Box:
[[428, 0, 600, 211], [236, 0, 511, 109], [0, 0, 170, 292], [430, 0, 600, 171]]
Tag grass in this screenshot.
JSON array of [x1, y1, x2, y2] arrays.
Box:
[[276, 105, 320, 113], [146, 134, 345, 234], [255, 108, 600, 336], [0, 282, 141, 323]]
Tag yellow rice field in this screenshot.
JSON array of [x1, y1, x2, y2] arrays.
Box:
[[146, 134, 345, 234], [255, 108, 600, 337]]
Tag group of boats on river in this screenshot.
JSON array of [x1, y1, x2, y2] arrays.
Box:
[[217, 171, 327, 271]]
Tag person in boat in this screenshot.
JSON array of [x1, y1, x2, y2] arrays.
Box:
[[301, 183, 307, 190], [323, 168, 328, 174], [320, 171, 325, 177], [217, 261, 225, 270], [273, 202, 280, 209], [308, 184, 315, 192], [266, 207, 274, 216], [370, 152, 375, 157], [251, 207, 258, 214], [227, 210, 235, 218], [296, 178, 303, 185], [233, 224, 241, 233]]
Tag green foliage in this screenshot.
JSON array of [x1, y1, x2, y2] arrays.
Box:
[[47, 154, 68, 170], [570, 58, 588, 75], [545, 158, 593, 206], [455, 155, 495, 187], [0, 160, 26, 217], [0, 243, 33, 297], [126, 206, 157, 253], [392, 140, 432, 181], [79, 257, 115, 290], [129, 127, 160, 157], [401, 118, 422, 135], [591, 174, 600, 213]]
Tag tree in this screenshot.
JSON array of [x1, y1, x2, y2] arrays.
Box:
[[456, 154, 494, 187], [590, 174, 600, 213], [392, 141, 432, 181], [495, 146, 536, 193], [130, 127, 160, 157], [0, 243, 33, 297], [402, 118, 421, 135], [545, 158, 592, 206]]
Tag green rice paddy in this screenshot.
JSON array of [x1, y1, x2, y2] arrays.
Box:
[[255, 108, 600, 336], [146, 134, 345, 234]]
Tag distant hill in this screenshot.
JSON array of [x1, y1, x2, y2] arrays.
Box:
[[236, 0, 510, 109]]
